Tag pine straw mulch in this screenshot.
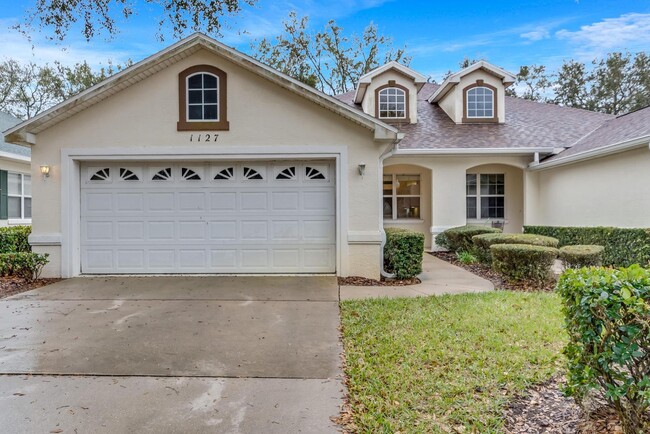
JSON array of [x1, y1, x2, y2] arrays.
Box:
[[338, 276, 420, 286], [431, 251, 556, 292], [0, 277, 61, 299]]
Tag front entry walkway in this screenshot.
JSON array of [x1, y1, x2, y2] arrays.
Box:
[[0, 276, 342, 433], [340, 253, 494, 300]]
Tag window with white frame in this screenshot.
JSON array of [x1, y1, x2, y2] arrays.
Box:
[[187, 73, 219, 121], [383, 174, 421, 219], [8, 173, 31, 220], [378, 87, 406, 119], [466, 86, 494, 118], [466, 173, 504, 219]]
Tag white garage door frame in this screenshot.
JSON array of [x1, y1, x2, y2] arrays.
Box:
[[60, 146, 349, 278]]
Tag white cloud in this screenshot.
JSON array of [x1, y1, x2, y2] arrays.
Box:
[[520, 28, 550, 42], [556, 13, 650, 57]]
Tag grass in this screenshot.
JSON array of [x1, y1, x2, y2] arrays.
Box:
[[340, 291, 566, 433]]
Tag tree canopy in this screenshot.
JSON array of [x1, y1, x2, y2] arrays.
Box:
[[18, 0, 257, 42]]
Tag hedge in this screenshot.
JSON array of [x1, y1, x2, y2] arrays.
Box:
[[490, 244, 558, 283], [384, 227, 425, 279], [524, 225, 650, 267], [557, 265, 650, 433], [0, 225, 31, 253], [472, 233, 559, 264], [0, 252, 49, 280], [559, 245, 604, 269], [439, 225, 501, 253]]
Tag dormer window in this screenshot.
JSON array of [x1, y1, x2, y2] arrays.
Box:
[[177, 64, 229, 131], [463, 80, 497, 123], [376, 83, 408, 121]]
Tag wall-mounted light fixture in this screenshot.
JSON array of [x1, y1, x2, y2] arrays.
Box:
[[358, 163, 366, 177], [40, 165, 50, 179]]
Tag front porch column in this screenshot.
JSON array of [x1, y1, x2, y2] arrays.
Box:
[[430, 165, 466, 249]]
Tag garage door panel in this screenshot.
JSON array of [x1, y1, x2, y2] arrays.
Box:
[[81, 161, 336, 274]]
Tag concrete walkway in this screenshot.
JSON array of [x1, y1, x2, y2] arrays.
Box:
[[340, 253, 494, 300]]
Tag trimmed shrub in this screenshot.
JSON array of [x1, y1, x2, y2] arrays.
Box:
[[559, 245, 605, 269], [473, 233, 559, 264], [384, 228, 425, 279], [524, 225, 650, 267], [441, 225, 501, 253], [456, 250, 477, 264], [0, 252, 49, 280], [557, 265, 650, 434], [0, 225, 31, 253], [434, 231, 450, 250], [490, 243, 558, 283]]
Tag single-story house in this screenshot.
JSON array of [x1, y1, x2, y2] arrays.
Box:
[[0, 112, 32, 227], [3, 33, 649, 278]]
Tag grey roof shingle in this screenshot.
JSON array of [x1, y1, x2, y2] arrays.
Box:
[[335, 83, 614, 152], [0, 112, 30, 158]]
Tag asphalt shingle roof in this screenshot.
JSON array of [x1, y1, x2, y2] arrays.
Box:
[[0, 112, 30, 158]]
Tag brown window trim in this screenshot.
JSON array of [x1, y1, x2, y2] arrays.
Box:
[[177, 64, 229, 131], [375, 81, 409, 123], [462, 80, 498, 124]]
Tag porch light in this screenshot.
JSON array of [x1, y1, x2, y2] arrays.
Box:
[[358, 163, 366, 177], [40, 165, 50, 178]]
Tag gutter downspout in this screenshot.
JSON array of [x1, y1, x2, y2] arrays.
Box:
[[379, 136, 402, 278]]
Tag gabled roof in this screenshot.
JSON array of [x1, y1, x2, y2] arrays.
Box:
[[428, 60, 517, 103], [353, 61, 427, 104], [0, 112, 30, 161], [4, 33, 399, 146]]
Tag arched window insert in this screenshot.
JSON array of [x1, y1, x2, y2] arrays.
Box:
[[177, 64, 229, 131], [377, 86, 407, 119], [463, 81, 497, 123]]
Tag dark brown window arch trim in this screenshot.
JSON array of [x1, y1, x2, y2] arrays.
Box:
[[177, 64, 229, 131], [375, 81, 410, 122], [462, 80, 498, 124]]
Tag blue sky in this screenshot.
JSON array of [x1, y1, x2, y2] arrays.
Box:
[[1, 0, 649, 81]]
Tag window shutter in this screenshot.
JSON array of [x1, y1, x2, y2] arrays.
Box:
[[0, 170, 7, 220]]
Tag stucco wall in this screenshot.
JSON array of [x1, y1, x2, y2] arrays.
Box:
[[528, 147, 650, 228], [29, 48, 386, 278]]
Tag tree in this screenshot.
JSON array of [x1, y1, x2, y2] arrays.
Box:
[[250, 12, 410, 95], [512, 65, 551, 101], [18, 0, 257, 42], [554, 60, 591, 110], [0, 59, 130, 119]]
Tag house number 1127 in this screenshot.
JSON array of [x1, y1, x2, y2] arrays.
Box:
[[189, 134, 218, 142]]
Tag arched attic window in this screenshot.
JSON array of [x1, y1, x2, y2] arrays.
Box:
[[177, 65, 229, 131], [463, 81, 497, 123], [375, 82, 408, 121]]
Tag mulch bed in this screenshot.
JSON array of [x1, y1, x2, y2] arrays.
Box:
[[338, 276, 420, 286], [431, 251, 556, 292], [0, 277, 61, 299]]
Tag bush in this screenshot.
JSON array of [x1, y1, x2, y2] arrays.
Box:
[[557, 266, 650, 434], [473, 233, 559, 264], [441, 225, 501, 253], [384, 228, 425, 279], [559, 245, 605, 269], [490, 244, 558, 283], [0, 225, 31, 253], [0, 252, 49, 280], [434, 231, 450, 250], [524, 225, 650, 267], [456, 250, 477, 264]]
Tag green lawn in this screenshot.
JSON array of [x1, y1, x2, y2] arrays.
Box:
[[340, 292, 566, 433]]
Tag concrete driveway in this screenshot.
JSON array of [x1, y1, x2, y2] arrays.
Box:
[[0, 276, 343, 433]]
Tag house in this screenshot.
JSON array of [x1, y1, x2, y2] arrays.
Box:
[[0, 112, 32, 227], [3, 33, 649, 279]]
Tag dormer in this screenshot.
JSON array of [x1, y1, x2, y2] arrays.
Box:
[[428, 61, 516, 124], [354, 61, 427, 124]]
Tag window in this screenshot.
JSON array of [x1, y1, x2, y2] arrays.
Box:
[[177, 65, 229, 131], [463, 81, 497, 123], [466, 174, 504, 219], [8, 173, 31, 220], [383, 174, 420, 220], [376, 84, 408, 120]]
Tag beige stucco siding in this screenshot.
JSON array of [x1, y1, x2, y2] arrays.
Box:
[[528, 147, 650, 227], [30, 48, 385, 277]]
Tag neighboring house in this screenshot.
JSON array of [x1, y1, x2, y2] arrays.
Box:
[[3, 33, 649, 278], [0, 112, 32, 227]]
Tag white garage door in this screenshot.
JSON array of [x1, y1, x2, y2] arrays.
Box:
[[80, 161, 336, 274]]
